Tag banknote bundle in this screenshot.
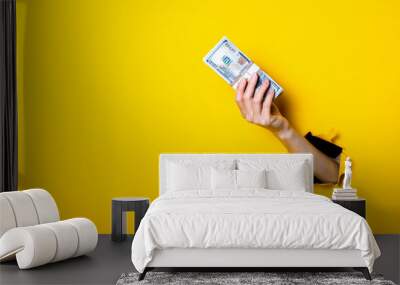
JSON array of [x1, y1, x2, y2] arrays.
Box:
[[203, 36, 283, 97]]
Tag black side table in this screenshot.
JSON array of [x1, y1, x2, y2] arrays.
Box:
[[332, 198, 366, 218], [112, 197, 149, 242]]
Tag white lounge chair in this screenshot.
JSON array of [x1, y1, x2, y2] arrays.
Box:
[[0, 189, 97, 269]]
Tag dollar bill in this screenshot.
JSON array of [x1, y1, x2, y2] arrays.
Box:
[[203, 36, 283, 97]]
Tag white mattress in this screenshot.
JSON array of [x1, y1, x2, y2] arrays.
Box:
[[131, 189, 380, 273]]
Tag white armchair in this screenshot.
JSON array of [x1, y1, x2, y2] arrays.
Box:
[[0, 189, 97, 269]]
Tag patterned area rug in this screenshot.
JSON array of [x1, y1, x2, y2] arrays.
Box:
[[116, 272, 396, 285]]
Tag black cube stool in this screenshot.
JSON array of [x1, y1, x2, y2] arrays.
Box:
[[112, 197, 149, 242]]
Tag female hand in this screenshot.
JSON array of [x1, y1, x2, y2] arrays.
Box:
[[235, 73, 291, 138]]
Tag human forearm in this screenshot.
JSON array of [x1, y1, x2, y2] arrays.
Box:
[[275, 125, 339, 183]]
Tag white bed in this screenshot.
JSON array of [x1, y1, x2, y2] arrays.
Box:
[[131, 154, 380, 280]]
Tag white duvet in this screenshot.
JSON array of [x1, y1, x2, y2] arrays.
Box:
[[131, 190, 380, 273]]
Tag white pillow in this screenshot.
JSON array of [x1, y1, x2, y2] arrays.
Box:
[[237, 159, 309, 191], [211, 169, 268, 190], [267, 164, 308, 191], [237, 169, 267, 188], [211, 168, 236, 189], [166, 160, 235, 191]]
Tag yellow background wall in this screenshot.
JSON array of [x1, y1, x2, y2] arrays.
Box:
[[16, 0, 400, 234]]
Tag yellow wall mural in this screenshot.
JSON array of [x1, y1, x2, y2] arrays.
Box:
[[16, 0, 400, 233]]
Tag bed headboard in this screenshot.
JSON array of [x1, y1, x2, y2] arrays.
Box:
[[159, 153, 314, 195]]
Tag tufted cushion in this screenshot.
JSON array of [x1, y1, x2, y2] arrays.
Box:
[[64, 218, 98, 257], [0, 196, 17, 237], [0, 225, 57, 268], [0, 191, 40, 228], [24, 189, 59, 224], [0, 189, 60, 238], [0, 218, 97, 269], [42, 221, 79, 262]]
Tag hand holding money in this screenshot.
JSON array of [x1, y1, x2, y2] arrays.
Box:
[[203, 36, 289, 137], [203, 36, 283, 97], [235, 73, 291, 138]]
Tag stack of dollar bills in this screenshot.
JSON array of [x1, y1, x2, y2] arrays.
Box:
[[332, 188, 358, 200], [203, 36, 283, 97]]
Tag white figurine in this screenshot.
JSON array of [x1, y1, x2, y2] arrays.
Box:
[[343, 157, 352, 189]]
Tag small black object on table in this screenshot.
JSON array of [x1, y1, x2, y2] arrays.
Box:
[[112, 197, 149, 242], [332, 198, 366, 218]]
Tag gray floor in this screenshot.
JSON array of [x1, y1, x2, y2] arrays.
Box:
[[374, 234, 400, 284], [0, 235, 399, 285], [0, 235, 135, 285]]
